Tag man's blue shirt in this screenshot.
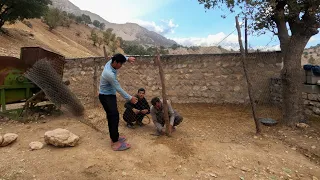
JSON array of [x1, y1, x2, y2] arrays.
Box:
[[99, 57, 132, 100]]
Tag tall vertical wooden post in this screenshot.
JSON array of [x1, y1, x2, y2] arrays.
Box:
[[155, 48, 171, 136], [103, 46, 108, 60], [235, 16, 261, 134], [93, 59, 98, 107]]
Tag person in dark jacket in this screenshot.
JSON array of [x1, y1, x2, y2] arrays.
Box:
[[123, 88, 150, 128]]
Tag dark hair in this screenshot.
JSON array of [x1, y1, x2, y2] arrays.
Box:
[[111, 53, 127, 64], [138, 88, 145, 93], [151, 97, 160, 106]]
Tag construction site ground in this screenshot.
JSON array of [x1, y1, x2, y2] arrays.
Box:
[[0, 104, 319, 180]]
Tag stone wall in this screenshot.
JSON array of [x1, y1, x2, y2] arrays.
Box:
[[63, 52, 283, 106], [269, 77, 320, 117]]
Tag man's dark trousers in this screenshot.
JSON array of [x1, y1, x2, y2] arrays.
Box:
[[99, 94, 119, 142]]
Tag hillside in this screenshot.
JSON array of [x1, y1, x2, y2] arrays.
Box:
[[50, 0, 176, 47], [302, 44, 320, 65], [0, 19, 122, 58], [168, 46, 231, 55]]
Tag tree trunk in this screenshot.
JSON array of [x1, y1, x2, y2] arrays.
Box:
[[281, 35, 310, 126]]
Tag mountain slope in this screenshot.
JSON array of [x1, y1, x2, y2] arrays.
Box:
[[0, 19, 110, 58], [50, 0, 176, 47]]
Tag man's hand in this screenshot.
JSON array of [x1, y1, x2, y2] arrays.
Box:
[[141, 109, 148, 114], [132, 108, 140, 114], [127, 57, 135, 64], [130, 96, 138, 104]]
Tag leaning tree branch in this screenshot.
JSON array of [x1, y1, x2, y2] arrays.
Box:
[[273, 0, 290, 51]]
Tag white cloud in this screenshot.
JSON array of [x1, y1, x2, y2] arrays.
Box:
[[254, 44, 281, 51], [310, 36, 318, 42], [69, 0, 174, 24], [131, 19, 178, 35], [172, 32, 239, 48], [171, 32, 282, 51]]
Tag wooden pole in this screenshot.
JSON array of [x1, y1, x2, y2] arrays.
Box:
[[103, 45, 109, 61], [245, 17, 248, 54], [93, 59, 98, 107], [235, 16, 261, 134], [155, 47, 171, 136]]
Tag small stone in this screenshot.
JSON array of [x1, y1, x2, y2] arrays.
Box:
[[312, 176, 318, 180], [29, 141, 43, 150], [253, 136, 258, 139], [88, 114, 95, 119], [241, 166, 251, 172], [291, 147, 297, 151], [26, 125, 31, 129], [122, 171, 127, 176], [162, 172, 167, 177], [0, 133, 18, 147], [296, 123, 310, 129], [234, 86, 241, 92], [209, 173, 217, 178], [311, 145, 316, 149], [0, 135, 3, 145]]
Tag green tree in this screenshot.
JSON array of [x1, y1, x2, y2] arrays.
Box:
[[99, 23, 105, 30], [93, 20, 100, 28], [171, 43, 179, 50], [103, 28, 114, 45], [61, 12, 71, 28], [67, 13, 76, 20], [0, 0, 51, 31], [116, 37, 124, 47], [90, 29, 98, 46], [75, 16, 83, 24], [198, 0, 320, 126], [97, 37, 103, 47], [81, 14, 91, 24], [44, 8, 62, 31], [110, 33, 116, 42]]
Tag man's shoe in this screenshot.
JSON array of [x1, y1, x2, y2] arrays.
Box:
[[126, 123, 135, 129], [136, 121, 144, 127]]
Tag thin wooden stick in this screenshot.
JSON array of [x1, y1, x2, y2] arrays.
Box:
[[235, 16, 261, 134], [93, 59, 98, 107], [155, 47, 171, 136]]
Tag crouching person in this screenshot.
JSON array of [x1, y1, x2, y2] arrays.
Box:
[[150, 97, 183, 135], [123, 88, 150, 128]]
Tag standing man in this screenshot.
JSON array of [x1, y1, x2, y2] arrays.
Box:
[[123, 88, 150, 128], [99, 53, 138, 151], [150, 97, 183, 135]]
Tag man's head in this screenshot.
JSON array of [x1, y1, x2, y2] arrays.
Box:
[[151, 97, 162, 110], [137, 88, 145, 99], [111, 53, 127, 69]]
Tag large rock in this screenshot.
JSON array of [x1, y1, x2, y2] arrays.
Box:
[[0, 133, 18, 147], [44, 128, 79, 147], [29, 141, 44, 150]]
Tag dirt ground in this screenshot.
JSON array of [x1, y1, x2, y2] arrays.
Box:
[[0, 104, 319, 180]]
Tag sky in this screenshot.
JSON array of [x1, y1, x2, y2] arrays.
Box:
[[69, 0, 320, 50]]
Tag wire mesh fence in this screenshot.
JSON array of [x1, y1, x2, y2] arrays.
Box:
[[25, 59, 85, 116], [60, 48, 285, 134]]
